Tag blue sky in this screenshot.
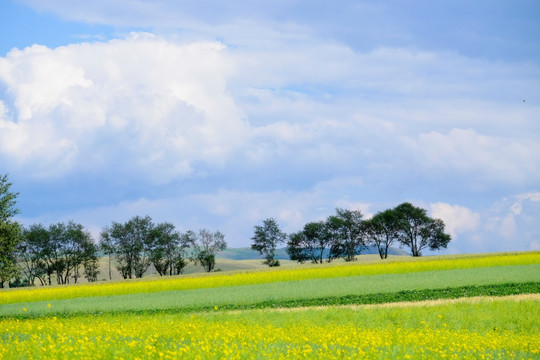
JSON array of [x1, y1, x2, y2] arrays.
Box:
[[1, 0, 539, 253]]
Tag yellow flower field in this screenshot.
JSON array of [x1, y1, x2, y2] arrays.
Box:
[[0, 296, 538, 359], [1, 251, 538, 305]]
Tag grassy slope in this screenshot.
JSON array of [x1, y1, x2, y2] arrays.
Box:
[[4, 251, 537, 306], [3, 264, 538, 317]]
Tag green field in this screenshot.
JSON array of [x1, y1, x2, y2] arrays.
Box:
[[1, 251, 539, 359]]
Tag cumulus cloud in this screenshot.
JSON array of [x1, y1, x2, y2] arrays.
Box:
[[430, 202, 480, 238], [0, 34, 248, 181], [2, 22, 539, 253], [451, 193, 540, 253]]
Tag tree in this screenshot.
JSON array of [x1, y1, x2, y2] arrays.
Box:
[[326, 208, 366, 261], [100, 222, 130, 279], [0, 221, 22, 288], [286, 221, 335, 264], [150, 223, 194, 276], [394, 202, 451, 256], [19, 222, 98, 285], [16, 222, 98, 285], [18, 224, 52, 285], [0, 174, 22, 288], [192, 229, 227, 272], [100, 215, 155, 279], [17, 224, 49, 285], [99, 227, 115, 281], [52, 221, 98, 284], [127, 216, 155, 278], [364, 208, 400, 259], [251, 218, 287, 267]]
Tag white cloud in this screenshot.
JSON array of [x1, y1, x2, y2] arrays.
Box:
[[460, 192, 540, 253], [0, 35, 248, 181], [411, 128, 540, 184], [430, 202, 480, 238], [2, 27, 539, 255]]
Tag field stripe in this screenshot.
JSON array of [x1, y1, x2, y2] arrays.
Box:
[[3, 281, 538, 319], [1, 251, 538, 305], [262, 293, 540, 313]]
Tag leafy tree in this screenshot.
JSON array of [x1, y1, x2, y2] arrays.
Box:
[[0, 174, 22, 288], [192, 229, 226, 272], [150, 223, 194, 276], [18, 224, 51, 285], [251, 218, 287, 267], [17, 222, 98, 285], [364, 208, 400, 259], [17, 224, 48, 285], [286, 221, 335, 264], [99, 227, 115, 281], [53, 221, 98, 284], [0, 221, 22, 288], [326, 208, 366, 261], [100, 222, 130, 279], [394, 202, 451, 256], [83, 254, 100, 282], [196, 250, 216, 273], [100, 215, 155, 279], [127, 216, 155, 278]]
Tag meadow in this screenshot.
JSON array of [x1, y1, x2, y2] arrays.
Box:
[[1, 251, 539, 359]]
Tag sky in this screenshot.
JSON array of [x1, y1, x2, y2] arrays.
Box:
[[0, 0, 539, 254]]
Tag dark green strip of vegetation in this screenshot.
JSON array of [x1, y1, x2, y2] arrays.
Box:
[[146, 281, 539, 314], [242, 281, 540, 310]]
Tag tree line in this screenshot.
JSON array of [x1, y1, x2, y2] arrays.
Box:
[[0, 174, 229, 287], [0, 173, 450, 287], [251, 205, 451, 266], [100, 216, 226, 280]]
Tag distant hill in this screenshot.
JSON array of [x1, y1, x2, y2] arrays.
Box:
[[216, 246, 408, 260]]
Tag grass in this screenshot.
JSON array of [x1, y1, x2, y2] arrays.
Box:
[[2, 251, 538, 305], [2, 264, 538, 317]]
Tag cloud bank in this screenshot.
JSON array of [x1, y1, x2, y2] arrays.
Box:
[[1, 1, 539, 252]]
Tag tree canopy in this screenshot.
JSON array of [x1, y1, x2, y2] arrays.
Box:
[[393, 202, 451, 256], [0, 174, 22, 288], [251, 218, 287, 267]]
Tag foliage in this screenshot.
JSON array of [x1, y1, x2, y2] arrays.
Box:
[[0, 174, 19, 223], [326, 208, 366, 261], [17, 224, 50, 285], [100, 216, 155, 279], [0, 174, 21, 288], [393, 202, 451, 256], [150, 225, 193, 276], [364, 208, 400, 259], [287, 221, 337, 263], [0, 221, 22, 288], [17, 222, 98, 285], [287, 209, 367, 264], [192, 229, 227, 272], [251, 218, 287, 267], [196, 250, 216, 273]]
